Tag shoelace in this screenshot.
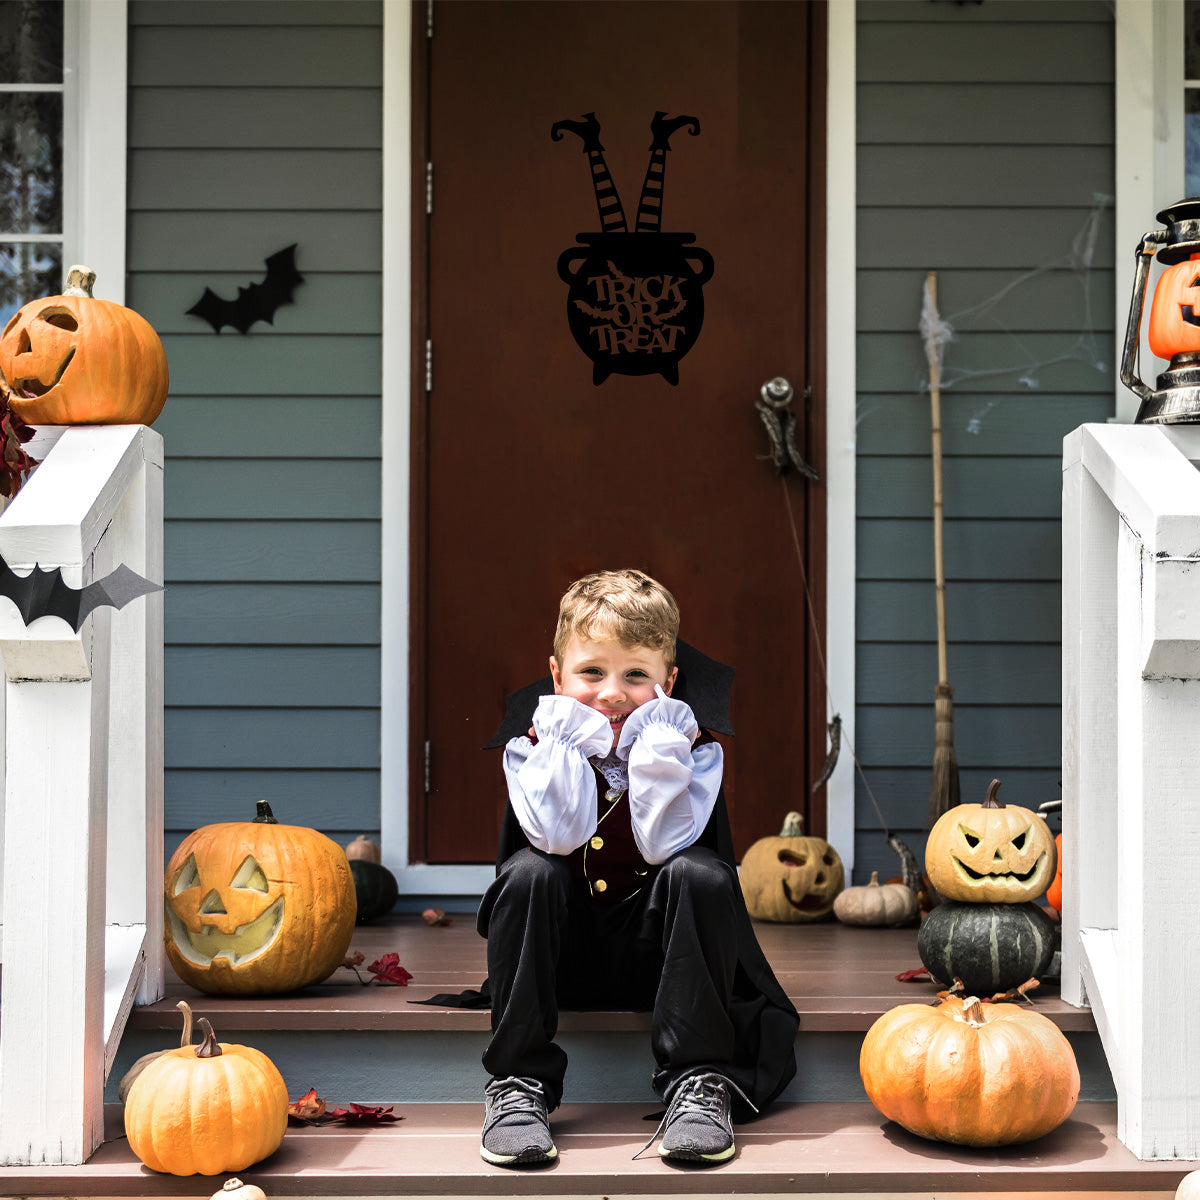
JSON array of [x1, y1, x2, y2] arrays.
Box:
[[484, 1076, 548, 1128], [632, 1071, 757, 1160]]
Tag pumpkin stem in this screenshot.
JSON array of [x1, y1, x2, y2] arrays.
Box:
[[780, 811, 804, 837], [960, 997, 987, 1027], [867, 871, 880, 886], [982, 779, 1005, 809], [63, 265, 96, 298], [195, 1017, 223, 1058], [176, 999, 194, 1046], [253, 800, 280, 824], [222, 1183, 244, 1194]]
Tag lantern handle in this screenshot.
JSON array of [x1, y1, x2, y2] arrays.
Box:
[[1120, 230, 1169, 404]]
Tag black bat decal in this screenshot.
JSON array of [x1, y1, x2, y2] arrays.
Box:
[[0, 555, 162, 633], [186, 244, 304, 334]]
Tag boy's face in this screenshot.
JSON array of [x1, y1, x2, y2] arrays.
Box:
[[550, 635, 677, 740]]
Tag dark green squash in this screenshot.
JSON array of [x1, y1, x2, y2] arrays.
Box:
[[917, 900, 1057, 995], [349, 859, 399, 923]]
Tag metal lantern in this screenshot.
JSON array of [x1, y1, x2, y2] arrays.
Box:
[[1122, 198, 1200, 423]]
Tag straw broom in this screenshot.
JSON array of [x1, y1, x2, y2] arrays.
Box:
[[922, 271, 960, 827]]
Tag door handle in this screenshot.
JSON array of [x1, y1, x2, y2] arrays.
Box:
[[755, 376, 818, 482]]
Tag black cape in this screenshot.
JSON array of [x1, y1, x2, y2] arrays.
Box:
[[416, 641, 800, 1112]]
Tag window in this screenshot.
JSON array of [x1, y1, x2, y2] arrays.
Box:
[[1188, 2, 1200, 195], [0, 0, 66, 326]]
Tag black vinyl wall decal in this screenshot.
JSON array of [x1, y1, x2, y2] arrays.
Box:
[[553, 112, 713, 386], [186, 245, 304, 334], [0, 554, 162, 632]]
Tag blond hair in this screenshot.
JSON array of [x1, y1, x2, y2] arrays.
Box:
[[553, 569, 679, 671]]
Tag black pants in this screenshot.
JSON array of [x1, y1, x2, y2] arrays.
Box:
[[477, 844, 740, 1111]]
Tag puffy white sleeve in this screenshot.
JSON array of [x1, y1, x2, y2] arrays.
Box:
[[502, 694, 614, 855], [615, 687, 724, 864]]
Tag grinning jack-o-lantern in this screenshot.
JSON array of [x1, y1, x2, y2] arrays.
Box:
[[0, 265, 168, 426], [164, 801, 355, 995], [925, 779, 1057, 904], [739, 811, 844, 923], [1149, 254, 1200, 359]]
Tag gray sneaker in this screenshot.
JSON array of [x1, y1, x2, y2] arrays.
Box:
[[651, 1072, 749, 1165], [480, 1076, 557, 1166]]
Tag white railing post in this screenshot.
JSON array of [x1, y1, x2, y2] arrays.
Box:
[[0, 425, 163, 1165], [1063, 423, 1200, 1160]]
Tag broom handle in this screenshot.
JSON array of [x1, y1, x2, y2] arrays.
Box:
[[926, 271, 949, 688]]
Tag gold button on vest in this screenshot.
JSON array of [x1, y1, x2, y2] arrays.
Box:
[[590, 835, 604, 850], [593, 879, 607, 893]]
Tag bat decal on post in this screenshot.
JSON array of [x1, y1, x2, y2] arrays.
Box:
[[186, 244, 304, 334], [0, 555, 162, 633]]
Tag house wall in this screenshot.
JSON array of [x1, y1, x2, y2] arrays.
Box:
[[126, 0, 384, 857], [122, 0, 1117, 885], [851, 0, 1115, 881]]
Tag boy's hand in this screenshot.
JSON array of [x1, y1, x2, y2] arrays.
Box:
[[615, 685, 699, 757]]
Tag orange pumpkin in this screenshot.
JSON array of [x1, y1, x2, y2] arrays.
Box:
[[0, 265, 168, 426], [164, 800, 356, 994], [124, 1016, 288, 1175], [1150, 254, 1200, 359], [925, 779, 1057, 904], [859, 994, 1079, 1146], [1046, 832, 1064, 912]]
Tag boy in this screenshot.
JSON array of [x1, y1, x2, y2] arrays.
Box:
[[478, 569, 798, 1167]]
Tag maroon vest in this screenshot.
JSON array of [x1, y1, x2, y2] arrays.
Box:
[[567, 766, 653, 906]]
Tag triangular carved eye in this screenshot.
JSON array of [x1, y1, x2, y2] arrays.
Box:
[[173, 854, 200, 895], [231, 855, 269, 892], [959, 827, 980, 849], [1012, 828, 1028, 850]]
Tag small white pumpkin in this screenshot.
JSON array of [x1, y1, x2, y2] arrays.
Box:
[[212, 1179, 267, 1200], [832, 871, 919, 927], [1177, 1170, 1200, 1200]]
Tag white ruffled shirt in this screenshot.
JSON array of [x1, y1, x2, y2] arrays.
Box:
[[502, 687, 724, 865]]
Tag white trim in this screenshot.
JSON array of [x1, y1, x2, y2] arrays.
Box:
[[378, 0, 858, 881], [824, 0, 856, 872], [380, 1, 412, 873], [1114, 0, 1184, 424], [65, 0, 128, 302]]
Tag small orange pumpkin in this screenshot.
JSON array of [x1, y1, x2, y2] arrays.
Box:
[[860, 994, 1079, 1146], [0, 265, 168, 426], [1150, 254, 1200, 359], [739, 811, 844, 922], [164, 800, 355, 994], [124, 1016, 288, 1175], [1046, 831, 1064, 912], [925, 779, 1057, 904]]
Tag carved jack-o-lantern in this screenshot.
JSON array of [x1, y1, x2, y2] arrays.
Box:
[[925, 779, 1057, 904], [1149, 255, 1200, 360], [0, 265, 168, 426], [164, 801, 356, 995], [739, 811, 844, 923]]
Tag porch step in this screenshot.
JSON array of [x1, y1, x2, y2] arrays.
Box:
[[111, 915, 1115, 1107], [0, 1100, 1188, 1198]]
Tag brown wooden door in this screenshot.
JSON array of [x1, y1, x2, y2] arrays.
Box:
[[413, 0, 827, 864]]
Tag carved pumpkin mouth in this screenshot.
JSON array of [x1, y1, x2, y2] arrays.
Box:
[[780, 850, 833, 911], [12, 345, 75, 398], [952, 853, 1047, 884], [166, 897, 285, 968]]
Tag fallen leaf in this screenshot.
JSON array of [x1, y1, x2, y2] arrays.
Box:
[[327, 1103, 404, 1124], [288, 1088, 332, 1124], [422, 907, 454, 926], [367, 952, 414, 986], [895, 967, 932, 983]]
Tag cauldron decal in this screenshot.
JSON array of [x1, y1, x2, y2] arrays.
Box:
[[552, 111, 714, 386]]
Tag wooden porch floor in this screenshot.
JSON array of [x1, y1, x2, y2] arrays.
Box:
[[0, 915, 1190, 1197]]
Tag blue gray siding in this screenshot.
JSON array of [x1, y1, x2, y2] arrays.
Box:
[[852, 1, 1114, 880], [126, 0, 383, 853]]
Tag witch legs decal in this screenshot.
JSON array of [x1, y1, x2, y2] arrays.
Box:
[[553, 111, 713, 386]]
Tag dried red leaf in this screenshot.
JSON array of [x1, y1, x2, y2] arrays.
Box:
[[895, 967, 932, 983], [366, 952, 413, 986], [985, 978, 1041, 1006], [0, 389, 38, 499], [327, 1103, 403, 1125], [422, 907, 453, 926]]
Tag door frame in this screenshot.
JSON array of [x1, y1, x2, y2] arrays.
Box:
[[380, 0, 857, 893]]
